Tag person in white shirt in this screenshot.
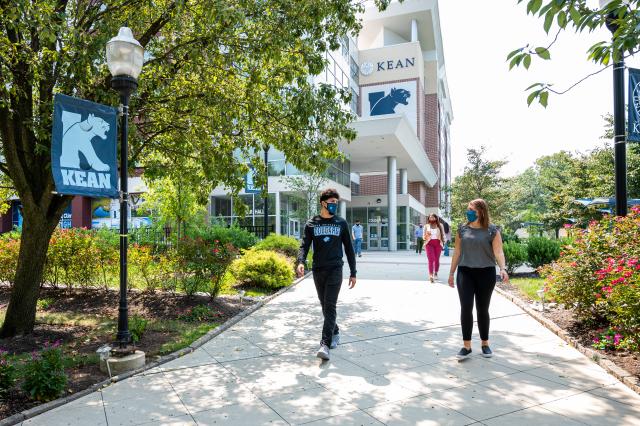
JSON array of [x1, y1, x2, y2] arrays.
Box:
[[424, 213, 445, 282]]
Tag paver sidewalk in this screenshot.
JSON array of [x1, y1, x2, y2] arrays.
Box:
[[25, 252, 640, 425]]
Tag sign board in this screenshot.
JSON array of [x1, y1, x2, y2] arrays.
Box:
[[51, 94, 119, 197], [628, 68, 640, 142], [360, 81, 418, 135], [244, 165, 261, 194]]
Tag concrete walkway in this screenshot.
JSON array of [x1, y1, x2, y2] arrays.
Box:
[[25, 251, 640, 425]]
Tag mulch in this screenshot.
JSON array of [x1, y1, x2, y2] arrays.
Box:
[[0, 286, 250, 420], [497, 276, 640, 383]]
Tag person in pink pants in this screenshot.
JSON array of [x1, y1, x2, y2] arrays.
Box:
[[424, 213, 445, 282]]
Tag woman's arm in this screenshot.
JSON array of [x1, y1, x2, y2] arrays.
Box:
[[448, 233, 462, 287], [492, 231, 509, 283]]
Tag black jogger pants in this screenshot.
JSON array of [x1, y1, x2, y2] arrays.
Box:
[[313, 267, 343, 346]]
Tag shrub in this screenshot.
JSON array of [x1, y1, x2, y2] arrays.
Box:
[[526, 237, 561, 269], [22, 341, 68, 402], [93, 228, 119, 289], [178, 305, 223, 322], [46, 229, 99, 289], [253, 234, 299, 259], [129, 315, 148, 343], [503, 241, 528, 275], [176, 237, 239, 299], [194, 225, 257, 250], [0, 237, 19, 286], [231, 249, 294, 289], [541, 208, 640, 342], [0, 350, 16, 395], [37, 298, 54, 311]]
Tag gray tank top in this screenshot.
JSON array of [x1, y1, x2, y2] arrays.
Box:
[[457, 224, 498, 268]]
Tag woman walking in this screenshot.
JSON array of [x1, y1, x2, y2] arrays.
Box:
[[424, 213, 445, 282], [448, 199, 508, 360]]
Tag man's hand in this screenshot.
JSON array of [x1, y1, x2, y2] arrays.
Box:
[[448, 274, 455, 288], [348, 276, 356, 289], [500, 269, 509, 284], [296, 264, 305, 278]]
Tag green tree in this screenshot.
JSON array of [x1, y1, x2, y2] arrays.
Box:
[[0, 0, 393, 337], [451, 146, 508, 225], [286, 172, 326, 223], [511, 0, 640, 106], [0, 170, 14, 215], [142, 175, 205, 238], [503, 167, 546, 232]]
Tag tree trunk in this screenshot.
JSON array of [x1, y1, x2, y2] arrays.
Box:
[[0, 209, 60, 337]]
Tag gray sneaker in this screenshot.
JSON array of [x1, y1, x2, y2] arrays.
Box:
[[316, 344, 330, 360], [330, 333, 340, 349]]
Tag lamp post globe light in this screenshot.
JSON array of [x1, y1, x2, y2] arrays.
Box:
[[600, 0, 628, 216], [106, 27, 143, 351]]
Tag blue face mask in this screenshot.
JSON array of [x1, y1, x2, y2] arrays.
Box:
[[466, 210, 478, 222], [326, 202, 338, 215]]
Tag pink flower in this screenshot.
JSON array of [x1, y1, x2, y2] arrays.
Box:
[[593, 337, 600, 343], [564, 224, 573, 229]]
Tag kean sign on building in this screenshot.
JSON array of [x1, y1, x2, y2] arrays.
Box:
[[51, 94, 118, 198]]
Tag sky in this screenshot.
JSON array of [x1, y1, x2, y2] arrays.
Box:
[[438, 0, 640, 178]]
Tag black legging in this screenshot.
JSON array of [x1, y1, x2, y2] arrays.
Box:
[[456, 266, 496, 341], [313, 267, 343, 346]]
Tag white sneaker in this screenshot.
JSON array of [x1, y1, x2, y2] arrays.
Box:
[[316, 344, 330, 360]]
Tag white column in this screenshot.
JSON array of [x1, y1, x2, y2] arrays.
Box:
[[387, 156, 397, 251], [399, 168, 408, 194], [275, 191, 281, 235], [411, 19, 418, 42], [339, 200, 347, 219]]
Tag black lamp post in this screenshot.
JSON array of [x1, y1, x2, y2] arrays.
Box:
[[602, 0, 628, 216], [263, 146, 269, 239], [106, 27, 144, 349]]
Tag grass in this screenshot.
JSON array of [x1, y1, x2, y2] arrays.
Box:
[[509, 277, 555, 302], [155, 322, 220, 355]]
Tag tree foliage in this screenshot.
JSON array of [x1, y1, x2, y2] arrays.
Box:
[[511, 0, 640, 106], [450, 146, 508, 225], [0, 0, 390, 337]]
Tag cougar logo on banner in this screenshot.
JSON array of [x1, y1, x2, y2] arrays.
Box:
[[51, 94, 118, 198]]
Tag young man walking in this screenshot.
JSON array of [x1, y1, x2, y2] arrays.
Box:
[[415, 223, 424, 254], [352, 220, 363, 257], [297, 188, 357, 361]]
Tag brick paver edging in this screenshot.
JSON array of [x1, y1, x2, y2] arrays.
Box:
[[0, 273, 311, 426], [494, 286, 640, 395]]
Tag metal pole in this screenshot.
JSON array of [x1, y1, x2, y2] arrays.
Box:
[[606, 11, 628, 217], [264, 146, 269, 239], [613, 59, 628, 216], [111, 75, 137, 349]]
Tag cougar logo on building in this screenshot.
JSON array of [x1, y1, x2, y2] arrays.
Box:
[[369, 88, 411, 116], [51, 94, 118, 198]]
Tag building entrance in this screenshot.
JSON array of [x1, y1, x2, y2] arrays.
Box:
[[367, 222, 389, 251]]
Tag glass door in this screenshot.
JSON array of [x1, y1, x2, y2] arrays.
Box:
[[380, 224, 389, 249], [367, 224, 379, 250]]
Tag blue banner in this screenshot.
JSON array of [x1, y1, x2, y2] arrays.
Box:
[[628, 68, 640, 142], [51, 94, 119, 197], [245, 165, 261, 194]]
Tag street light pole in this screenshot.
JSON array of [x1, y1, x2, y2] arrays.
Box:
[[112, 75, 137, 347], [106, 27, 144, 350], [602, 0, 628, 217], [264, 146, 269, 239]]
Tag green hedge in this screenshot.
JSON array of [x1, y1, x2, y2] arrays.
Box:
[[231, 249, 294, 289], [503, 241, 528, 275], [526, 237, 561, 269], [253, 234, 299, 258]]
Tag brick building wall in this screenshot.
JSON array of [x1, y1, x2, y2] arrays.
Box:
[[424, 93, 439, 208]]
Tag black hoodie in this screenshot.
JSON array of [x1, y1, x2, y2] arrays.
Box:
[[297, 215, 357, 277]]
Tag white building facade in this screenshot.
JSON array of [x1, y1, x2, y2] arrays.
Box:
[[209, 0, 453, 251]]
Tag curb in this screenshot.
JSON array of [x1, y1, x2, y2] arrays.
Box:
[[0, 273, 311, 426], [494, 286, 640, 396]]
